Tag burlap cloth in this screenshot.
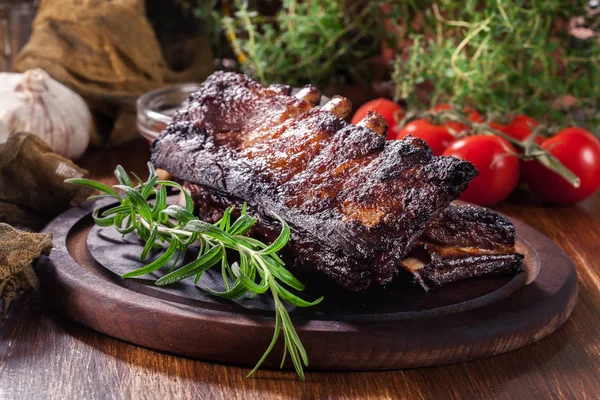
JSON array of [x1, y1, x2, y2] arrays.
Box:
[[13, 0, 213, 145], [0, 132, 95, 315], [0, 132, 93, 231], [0, 224, 52, 315]]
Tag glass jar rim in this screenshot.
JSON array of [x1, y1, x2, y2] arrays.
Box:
[[136, 83, 203, 123]]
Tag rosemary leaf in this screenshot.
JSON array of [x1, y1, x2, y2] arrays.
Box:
[[277, 286, 323, 308], [259, 215, 290, 255], [91, 208, 116, 227], [229, 214, 257, 235], [122, 237, 178, 278], [156, 245, 223, 285], [205, 279, 248, 299], [114, 185, 154, 223], [114, 165, 134, 188], [184, 220, 237, 246], [157, 181, 194, 212], [64, 178, 120, 200], [232, 262, 269, 294], [161, 205, 195, 225], [140, 225, 159, 261]]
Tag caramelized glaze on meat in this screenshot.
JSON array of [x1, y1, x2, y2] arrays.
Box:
[[151, 71, 478, 291]]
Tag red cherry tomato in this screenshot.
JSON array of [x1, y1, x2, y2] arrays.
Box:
[[521, 127, 600, 205], [352, 98, 404, 135], [392, 119, 455, 156], [442, 135, 520, 205], [431, 104, 484, 134], [490, 115, 543, 144]]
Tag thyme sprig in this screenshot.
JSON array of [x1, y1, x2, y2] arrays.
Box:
[[222, 0, 385, 87], [66, 163, 323, 380], [389, 2, 600, 126]]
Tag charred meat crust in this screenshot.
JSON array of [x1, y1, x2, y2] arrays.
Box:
[[151, 71, 478, 291], [421, 204, 517, 251], [407, 246, 524, 291], [402, 205, 524, 291]]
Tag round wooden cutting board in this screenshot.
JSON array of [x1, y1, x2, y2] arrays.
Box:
[[36, 199, 577, 371]]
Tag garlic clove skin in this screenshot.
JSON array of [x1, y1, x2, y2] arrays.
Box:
[[0, 69, 91, 160], [0, 120, 7, 144]]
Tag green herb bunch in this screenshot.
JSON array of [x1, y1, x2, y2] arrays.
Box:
[[66, 163, 322, 380], [389, 1, 600, 126], [222, 0, 386, 88], [176, 0, 228, 58]]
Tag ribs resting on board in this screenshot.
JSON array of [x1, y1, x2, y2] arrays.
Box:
[[151, 71, 522, 292], [405, 205, 523, 291]]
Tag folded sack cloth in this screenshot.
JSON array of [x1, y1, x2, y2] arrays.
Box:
[[0, 223, 52, 315], [13, 0, 213, 145], [0, 132, 93, 231]]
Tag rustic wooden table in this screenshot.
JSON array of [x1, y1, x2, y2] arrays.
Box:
[[1, 140, 599, 399]]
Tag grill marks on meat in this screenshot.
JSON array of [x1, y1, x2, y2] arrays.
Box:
[[402, 205, 524, 291], [151, 71, 480, 291]]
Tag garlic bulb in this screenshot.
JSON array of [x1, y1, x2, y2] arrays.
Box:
[[0, 69, 91, 159]]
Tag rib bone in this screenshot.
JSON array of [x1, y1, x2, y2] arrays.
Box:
[[357, 111, 388, 136], [267, 84, 292, 96], [321, 95, 352, 119], [294, 85, 321, 107]]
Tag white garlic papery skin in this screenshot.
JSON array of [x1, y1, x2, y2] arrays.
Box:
[[0, 69, 91, 159], [0, 120, 8, 144]]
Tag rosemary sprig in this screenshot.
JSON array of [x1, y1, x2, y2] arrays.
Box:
[[66, 163, 323, 380]]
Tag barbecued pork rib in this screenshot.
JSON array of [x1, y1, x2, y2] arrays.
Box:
[[151, 71, 478, 291], [402, 205, 524, 290]]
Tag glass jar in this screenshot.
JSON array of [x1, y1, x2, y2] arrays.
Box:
[[136, 83, 202, 142]]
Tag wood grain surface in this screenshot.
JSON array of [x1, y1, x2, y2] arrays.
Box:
[[1, 140, 599, 400]]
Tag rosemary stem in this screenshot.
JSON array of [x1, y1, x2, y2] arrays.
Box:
[[138, 216, 194, 238]]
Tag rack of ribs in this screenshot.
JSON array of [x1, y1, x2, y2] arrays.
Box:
[[151, 71, 523, 292]]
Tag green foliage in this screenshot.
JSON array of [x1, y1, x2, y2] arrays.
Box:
[[66, 163, 323, 380], [173, 0, 229, 58], [389, 1, 600, 125], [222, 0, 387, 87]]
